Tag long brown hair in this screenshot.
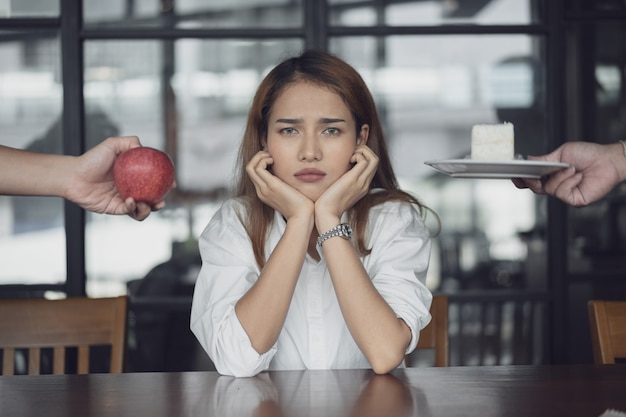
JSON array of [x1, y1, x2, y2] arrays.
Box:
[[235, 49, 435, 269]]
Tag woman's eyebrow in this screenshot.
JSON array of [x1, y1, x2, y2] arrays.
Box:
[[319, 118, 346, 124], [274, 118, 303, 124], [274, 117, 346, 124]]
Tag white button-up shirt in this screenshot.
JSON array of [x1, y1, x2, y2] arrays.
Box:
[[191, 197, 433, 377]]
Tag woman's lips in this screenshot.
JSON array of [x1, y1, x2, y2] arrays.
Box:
[[295, 168, 326, 182]]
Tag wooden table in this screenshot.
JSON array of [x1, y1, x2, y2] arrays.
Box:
[[2, 365, 625, 416]]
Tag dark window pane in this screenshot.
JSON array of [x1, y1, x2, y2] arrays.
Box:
[[565, 21, 626, 275], [566, 0, 626, 12]]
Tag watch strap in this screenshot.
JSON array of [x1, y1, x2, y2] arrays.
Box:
[[316, 223, 352, 248]]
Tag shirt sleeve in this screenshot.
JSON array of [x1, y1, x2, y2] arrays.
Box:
[[365, 201, 434, 355], [190, 200, 277, 377]]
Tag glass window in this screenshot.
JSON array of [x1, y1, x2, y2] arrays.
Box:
[[82, 0, 167, 27], [0, 33, 64, 286], [83, 38, 303, 297], [0, 0, 59, 17], [331, 35, 548, 292], [83, 39, 165, 296], [83, 0, 303, 29], [84, 40, 163, 149], [174, 39, 303, 193], [328, 0, 541, 26]]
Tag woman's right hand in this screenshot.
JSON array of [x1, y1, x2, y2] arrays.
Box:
[[246, 151, 314, 221]]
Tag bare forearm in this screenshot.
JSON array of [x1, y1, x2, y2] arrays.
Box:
[[235, 217, 313, 353], [608, 142, 626, 183], [0, 145, 76, 197], [323, 238, 411, 373]]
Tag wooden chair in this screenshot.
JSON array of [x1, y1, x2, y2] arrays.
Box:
[[0, 296, 128, 375], [587, 300, 626, 365], [410, 294, 449, 367]]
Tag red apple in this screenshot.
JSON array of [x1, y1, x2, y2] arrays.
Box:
[[113, 147, 175, 205]]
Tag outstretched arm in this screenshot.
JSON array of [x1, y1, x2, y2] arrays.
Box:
[[0, 136, 169, 220], [513, 141, 626, 207]]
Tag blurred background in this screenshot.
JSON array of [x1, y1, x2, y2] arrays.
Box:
[[1, 0, 625, 371]]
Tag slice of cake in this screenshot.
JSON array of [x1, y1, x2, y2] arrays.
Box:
[[471, 122, 514, 160]]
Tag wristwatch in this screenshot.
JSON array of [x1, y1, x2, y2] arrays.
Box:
[[316, 223, 352, 248]]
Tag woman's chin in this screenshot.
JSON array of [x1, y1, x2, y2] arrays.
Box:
[[304, 192, 322, 202], [294, 184, 326, 202]]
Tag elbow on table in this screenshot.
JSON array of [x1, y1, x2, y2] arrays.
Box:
[[369, 351, 406, 375]]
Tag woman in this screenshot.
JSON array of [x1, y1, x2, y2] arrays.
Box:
[[191, 50, 435, 377]]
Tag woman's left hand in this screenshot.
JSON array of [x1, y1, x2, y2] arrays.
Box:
[[315, 144, 378, 225]]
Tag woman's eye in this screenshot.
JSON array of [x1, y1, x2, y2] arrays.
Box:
[[280, 127, 297, 135], [324, 127, 340, 135]]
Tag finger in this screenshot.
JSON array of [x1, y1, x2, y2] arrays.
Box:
[[123, 197, 137, 214], [352, 144, 374, 159], [527, 145, 565, 164], [511, 178, 529, 189], [246, 151, 272, 172], [347, 153, 370, 180], [106, 136, 142, 154], [351, 146, 376, 169], [246, 152, 273, 185], [123, 198, 148, 221], [355, 147, 379, 177], [151, 200, 166, 211], [516, 177, 546, 194], [542, 166, 577, 196], [246, 152, 280, 202], [552, 172, 584, 205], [133, 203, 153, 221], [122, 136, 142, 150], [343, 149, 378, 197]]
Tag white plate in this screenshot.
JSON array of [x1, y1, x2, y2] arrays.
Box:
[[424, 159, 569, 179]]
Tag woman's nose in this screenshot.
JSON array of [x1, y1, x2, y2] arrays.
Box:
[[298, 136, 321, 161]]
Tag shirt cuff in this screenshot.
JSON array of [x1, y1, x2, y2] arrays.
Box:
[[214, 305, 277, 377]]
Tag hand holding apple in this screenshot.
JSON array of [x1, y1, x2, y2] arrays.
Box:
[[113, 147, 175, 205]]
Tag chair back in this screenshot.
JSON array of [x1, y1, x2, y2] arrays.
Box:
[[0, 296, 127, 375], [414, 294, 449, 367], [588, 300, 626, 365]]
